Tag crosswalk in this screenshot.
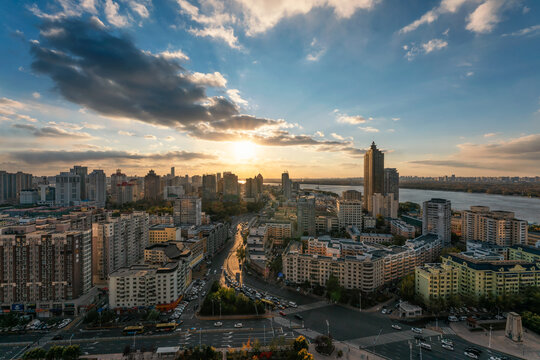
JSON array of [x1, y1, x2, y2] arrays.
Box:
[[350, 328, 441, 348]]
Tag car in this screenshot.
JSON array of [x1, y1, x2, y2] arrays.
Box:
[[465, 347, 482, 354], [294, 314, 303, 320], [214, 322, 223, 327], [442, 344, 454, 351], [441, 338, 453, 346], [464, 351, 479, 359], [489, 357, 502, 360], [419, 343, 431, 351], [234, 323, 243, 328], [414, 335, 425, 341], [411, 327, 423, 334], [381, 309, 387, 314], [448, 315, 458, 322], [460, 316, 468, 321], [279, 311, 286, 316], [391, 324, 402, 330], [52, 335, 63, 340]]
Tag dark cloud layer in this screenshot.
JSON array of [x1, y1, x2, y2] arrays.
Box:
[[29, 18, 366, 157], [12, 123, 91, 138], [10, 150, 215, 164]]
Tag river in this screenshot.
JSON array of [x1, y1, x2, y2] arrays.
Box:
[[294, 184, 540, 224]]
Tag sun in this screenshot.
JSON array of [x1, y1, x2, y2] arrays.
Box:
[[233, 141, 257, 161]]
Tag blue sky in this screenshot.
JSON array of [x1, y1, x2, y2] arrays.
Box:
[[0, 0, 539, 177]]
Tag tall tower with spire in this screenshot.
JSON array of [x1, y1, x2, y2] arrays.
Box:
[[363, 142, 384, 213]]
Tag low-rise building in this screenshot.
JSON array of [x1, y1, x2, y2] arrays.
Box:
[[360, 233, 394, 244], [149, 224, 181, 244]]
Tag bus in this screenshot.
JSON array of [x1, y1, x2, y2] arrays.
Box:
[[155, 322, 178, 332], [122, 325, 144, 335], [261, 299, 275, 308]]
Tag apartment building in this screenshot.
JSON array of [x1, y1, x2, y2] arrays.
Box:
[[336, 199, 363, 229], [265, 222, 292, 245], [315, 215, 339, 234], [371, 193, 398, 219], [109, 260, 190, 308], [173, 196, 202, 226], [91, 212, 149, 283], [360, 233, 394, 244], [283, 233, 441, 292], [149, 224, 181, 244], [199, 223, 228, 256], [416, 251, 540, 302], [0, 224, 92, 312], [462, 206, 528, 246], [422, 198, 452, 246], [391, 219, 416, 238]]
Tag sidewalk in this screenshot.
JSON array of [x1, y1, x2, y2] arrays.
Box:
[[450, 322, 540, 360]]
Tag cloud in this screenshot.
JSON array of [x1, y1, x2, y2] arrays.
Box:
[[358, 126, 379, 132], [32, 92, 41, 99], [12, 123, 92, 138], [306, 38, 326, 62], [466, 0, 505, 33], [0, 97, 38, 123], [159, 49, 189, 61], [104, 0, 129, 27], [118, 130, 135, 136], [144, 134, 157, 140], [127, 0, 150, 19], [422, 38, 448, 53], [188, 72, 227, 87], [502, 24, 540, 37], [315, 131, 325, 137], [400, 0, 512, 35], [226, 89, 249, 107], [164, 136, 175, 141], [392, 117, 400, 121], [331, 133, 345, 140], [82, 122, 105, 129], [336, 113, 368, 124], [9, 149, 216, 164], [483, 132, 498, 137], [466, 71, 474, 77], [411, 134, 540, 173], [404, 38, 447, 60], [188, 26, 241, 49], [28, 18, 366, 159], [175, 0, 380, 49]]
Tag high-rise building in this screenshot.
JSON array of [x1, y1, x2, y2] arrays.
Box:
[[363, 142, 384, 213], [0, 224, 92, 309], [422, 198, 452, 246], [297, 197, 316, 236], [92, 212, 149, 283], [0, 171, 32, 204], [163, 186, 185, 200], [256, 173, 264, 195], [342, 190, 361, 201], [170, 167, 175, 177], [337, 199, 363, 229], [144, 170, 161, 201], [281, 171, 292, 199], [173, 195, 202, 226], [383, 168, 399, 202], [70, 166, 88, 200], [55, 172, 81, 206], [371, 193, 398, 218], [110, 169, 127, 204], [462, 206, 527, 246], [88, 169, 107, 207], [223, 172, 239, 201], [202, 174, 217, 200]]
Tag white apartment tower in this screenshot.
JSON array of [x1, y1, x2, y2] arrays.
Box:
[[337, 199, 363, 229], [422, 198, 452, 246]]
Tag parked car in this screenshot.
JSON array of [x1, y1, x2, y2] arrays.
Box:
[[234, 323, 243, 328], [214, 322, 223, 327], [448, 315, 458, 322], [279, 311, 286, 316], [391, 324, 402, 330], [411, 327, 423, 334]]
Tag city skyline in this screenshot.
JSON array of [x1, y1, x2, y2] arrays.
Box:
[[0, 0, 539, 177]]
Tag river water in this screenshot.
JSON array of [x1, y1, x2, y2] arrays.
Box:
[[296, 184, 540, 224]]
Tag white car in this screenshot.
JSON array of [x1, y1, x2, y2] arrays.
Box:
[[391, 324, 402, 330], [234, 323, 243, 328], [442, 344, 454, 351], [464, 351, 479, 359], [441, 338, 453, 346], [214, 322, 223, 327], [489, 357, 502, 360], [411, 327, 423, 334]]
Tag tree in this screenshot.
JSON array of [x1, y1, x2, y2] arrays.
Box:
[[293, 336, 308, 352], [236, 247, 246, 265], [62, 345, 81, 360], [399, 273, 415, 302], [23, 348, 47, 359], [46, 346, 64, 360]]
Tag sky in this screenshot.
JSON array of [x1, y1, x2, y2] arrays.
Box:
[[0, 0, 539, 178]]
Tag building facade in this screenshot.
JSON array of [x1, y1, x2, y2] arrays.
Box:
[[173, 196, 202, 226], [462, 206, 527, 247], [337, 199, 363, 229], [383, 168, 399, 202], [422, 198, 452, 246], [297, 198, 316, 236], [363, 142, 384, 213]]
